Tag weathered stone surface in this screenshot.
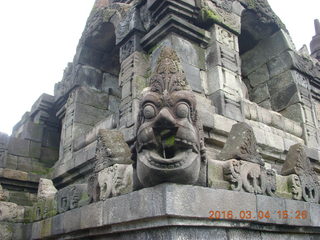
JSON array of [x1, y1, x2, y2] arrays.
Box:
[[97, 164, 133, 200], [57, 184, 89, 214], [0, 223, 13, 240], [95, 129, 132, 171], [0, 184, 7, 201], [281, 144, 312, 176], [37, 178, 57, 200], [219, 122, 264, 165], [281, 144, 319, 203], [0, 201, 24, 222]]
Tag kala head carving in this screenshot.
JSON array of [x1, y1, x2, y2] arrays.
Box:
[[134, 47, 206, 188]]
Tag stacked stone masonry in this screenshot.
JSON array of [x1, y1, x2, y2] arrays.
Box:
[[1, 0, 320, 239]]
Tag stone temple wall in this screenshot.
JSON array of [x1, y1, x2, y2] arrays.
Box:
[[1, 0, 320, 239]]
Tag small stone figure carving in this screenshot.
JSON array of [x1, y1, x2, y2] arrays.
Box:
[[261, 168, 277, 197], [287, 174, 303, 201], [219, 122, 264, 166], [281, 144, 319, 203], [133, 47, 206, 188]]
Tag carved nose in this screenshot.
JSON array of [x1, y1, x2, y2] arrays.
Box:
[[153, 108, 176, 128]]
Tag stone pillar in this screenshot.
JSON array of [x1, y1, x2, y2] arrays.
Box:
[[206, 24, 245, 122], [310, 19, 320, 61]]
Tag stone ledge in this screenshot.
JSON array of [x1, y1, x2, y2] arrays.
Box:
[[28, 184, 320, 239]]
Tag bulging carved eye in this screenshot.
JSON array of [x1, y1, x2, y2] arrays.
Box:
[[143, 104, 156, 119], [176, 102, 189, 118]]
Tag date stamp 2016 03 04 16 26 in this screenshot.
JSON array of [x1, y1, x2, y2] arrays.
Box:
[[208, 210, 308, 220]]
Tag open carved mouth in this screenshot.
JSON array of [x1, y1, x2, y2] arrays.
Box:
[[138, 127, 198, 169]]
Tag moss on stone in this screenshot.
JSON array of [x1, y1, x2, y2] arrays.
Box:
[[200, 7, 221, 25]]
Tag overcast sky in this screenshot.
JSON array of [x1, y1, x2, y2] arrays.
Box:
[[0, 0, 319, 135]]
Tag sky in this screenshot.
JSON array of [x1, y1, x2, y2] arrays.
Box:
[[0, 0, 319, 135]]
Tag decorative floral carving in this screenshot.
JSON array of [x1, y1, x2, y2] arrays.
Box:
[[281, 144, 320, 203], [223, 160, 277, 196]]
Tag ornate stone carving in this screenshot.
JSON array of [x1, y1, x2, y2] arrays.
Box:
[[95, 129, 132, 171], [57, 184, 89, 214], [219, 122, 264, 166], [261, 168, 277, 197], [88, 129, 133, 202], [281, 144, 320, 203], [287, 174, 303, 201], [98, 164, 133, 200], [223, 160, 276, 196], [133, 47, 206, 188]]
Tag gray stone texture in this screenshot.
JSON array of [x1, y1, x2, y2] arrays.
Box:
[[219, 122, 264, 165]]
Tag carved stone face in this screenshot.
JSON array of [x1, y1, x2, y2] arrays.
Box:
[[134, 47, 203, 187]]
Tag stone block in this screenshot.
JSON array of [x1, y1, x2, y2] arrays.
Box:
[[40, 147, 59, 166], [227, 229, 262, 240], [20, 121, 44, 142], [51, 214, 64, 236], [280, 103, 305, 124], [262, 30, 295, 61], [171, 34, 205, 69], [267, 51, 295, 78], [1, 169, 28, 181], [209, 90, 244, 122], [195, 94, 215, 129], [0, 201, 24, 222], [75, 64, 103, 89], [207, 66, 244, 97], [247, 64, 270, 88], [250, 84, 270, 104], [12, 223, 32, 240], [0, 223, 13, 240], [63, 208, 81, 233], [310, 203, 320, 227], [284, 199, 311, 226], [74, 103, 109, 126], [102, 72, 120, 96], [206, 40, 240, 74], [207, 160, 230, 189], [42, 128, 60, 148], [40, 218, 52, 238], [31, 221, 40, 240], [256, 195, 287, 225], [182, 63, 203, 93], [212, 24, 239, 51], [270, 86, 300, 112], [80, 201, 103, 229], [212, 113, 236, 136], [103, 184, 165, 225], [242, 30, 294, 76], [17, 157, 33, 172], [7, 137, 30, 157], [29, 141, 41, 159], [5, 154, 17, 170], [165, 185, 257, 221]]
